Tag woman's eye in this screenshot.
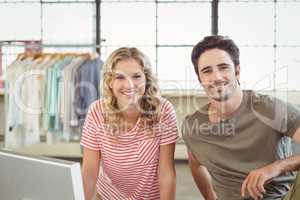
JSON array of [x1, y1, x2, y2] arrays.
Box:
[[115, 76, 125, 79], [133, 75, 141, 79]]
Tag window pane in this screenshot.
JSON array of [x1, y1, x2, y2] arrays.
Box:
[[277, 3, 300, 46], [42, 3, 94, 44], [42, 47, 94, 53], [101, 0, 154, 2], [0, 0, 40, 2], [277, 47, 300, 90], [101, 3, 156, 46], [158, 0, 208, 2], [239, 47, 274, 90], [157, 47, 200, 90], [0, 3, 41, 40], [219, 2, 274, 46], [158, 3, 211, 45], [220, 0, 273, 2], [43, 0, 93, 2]]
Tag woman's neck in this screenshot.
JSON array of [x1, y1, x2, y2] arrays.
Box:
[[121, 105, 140, 125]]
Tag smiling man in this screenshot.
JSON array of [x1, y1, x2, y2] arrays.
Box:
[[182, 35, 300, 200]]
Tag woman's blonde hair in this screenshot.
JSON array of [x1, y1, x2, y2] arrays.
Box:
[[100, 47, 161, 135]]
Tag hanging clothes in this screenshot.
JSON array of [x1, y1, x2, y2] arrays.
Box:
[[6, 56, 40, 148], [5, 52, 103, 148], [73, 55, 103, 127], [61, 55, 87, 141]]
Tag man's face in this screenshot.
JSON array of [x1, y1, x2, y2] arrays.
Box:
[[197, 48, 240, 102]]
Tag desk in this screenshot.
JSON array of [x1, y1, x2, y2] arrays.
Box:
[[12, 142, 188, 160]]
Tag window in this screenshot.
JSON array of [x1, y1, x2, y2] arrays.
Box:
[[0, 3, 41, 40], [157, 3, 210, 45], [42, 3, 94, 44], [101, 3, 155, 46], [219, 2, 274, 46], [219, 1, 300, 91], [1, 0, 300, 91], [277, 47, 300, 91], [239, 47, 274, 90], [157, 2, 210, 90], [157, 47, 199, 90]]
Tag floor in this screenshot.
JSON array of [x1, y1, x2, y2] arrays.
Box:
[[175, 161, 203, 200]]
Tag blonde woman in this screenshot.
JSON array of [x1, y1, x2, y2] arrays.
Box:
[[81, 47, 179, 200]]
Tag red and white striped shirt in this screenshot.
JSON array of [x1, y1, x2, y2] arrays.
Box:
[[80, 98, 179, 200]]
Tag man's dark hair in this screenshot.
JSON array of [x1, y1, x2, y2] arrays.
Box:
[[191, 35, 240, 77]]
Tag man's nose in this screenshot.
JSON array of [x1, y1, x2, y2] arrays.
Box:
[[211, 69, 223, 81]]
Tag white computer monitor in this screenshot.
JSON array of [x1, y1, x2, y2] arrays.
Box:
[[0, 149, 84, 200]]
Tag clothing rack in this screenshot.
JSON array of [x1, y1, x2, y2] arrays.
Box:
[[1, 44, 103, 149], [0, 40, 103, 48]]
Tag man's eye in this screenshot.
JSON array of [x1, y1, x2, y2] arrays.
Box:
[[202, 70, 211, 74], [221, 66, 228, 69]]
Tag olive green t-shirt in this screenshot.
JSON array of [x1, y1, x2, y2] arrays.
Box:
[[182, 90, 300, 200]]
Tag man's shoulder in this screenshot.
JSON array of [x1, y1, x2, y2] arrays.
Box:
[[183, 105, 208, 124], [246, 90, 288, 115], [248, 90, 275, 105], [246, 90, 291, 105]]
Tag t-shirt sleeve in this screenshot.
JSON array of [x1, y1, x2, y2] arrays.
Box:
[[80, 102, 101, 151], [158, 100, 179, 145], [255, 95, 300, 137], [268, 97, 300, 137], [283, 102, 300, 137]]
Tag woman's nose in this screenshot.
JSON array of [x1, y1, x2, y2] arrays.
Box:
[[123, 78, 134, 89]]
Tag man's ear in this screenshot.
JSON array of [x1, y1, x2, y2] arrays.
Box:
[[197, 67, 202, 83], [235, 65, 240, 79], [198, 76, 202, 83]]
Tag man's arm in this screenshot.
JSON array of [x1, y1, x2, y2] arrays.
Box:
[[158, 143, 176, 200], [188, 150, 217, 200], [241, 126, 300, 200]]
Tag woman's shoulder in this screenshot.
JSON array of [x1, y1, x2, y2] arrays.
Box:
[[87, 99, 106, 123], [89, 99, 104, 111], [156, 98, 177, 126], [159, 97, 175, 113]]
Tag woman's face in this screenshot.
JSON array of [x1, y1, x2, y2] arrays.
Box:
[[110, 58, 146, 111]]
